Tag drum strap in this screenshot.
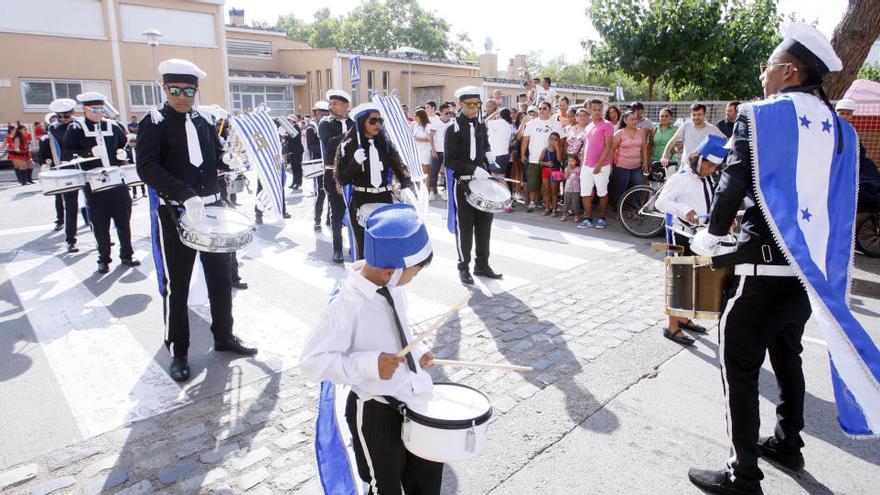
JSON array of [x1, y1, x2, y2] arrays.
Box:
[[456, 175, 473, 181], [376, 287, 417, 373], [711, 244, 775, 268]]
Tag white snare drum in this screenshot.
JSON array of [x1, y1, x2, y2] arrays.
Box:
[[120, 164, 143, 187], [224, 172, 247, 195], [356, 202, 390, 227], [401, 382, 492, 463], [464, 178, 512, 213], [86, 167, 123, 193], [41, 169, 85, 195], [302, 159, 324, 179], [178, 206, 255, 253]]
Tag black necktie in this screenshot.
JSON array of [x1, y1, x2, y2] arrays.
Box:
[[701, 176, 713, 212], [376, 286, 417, 372]]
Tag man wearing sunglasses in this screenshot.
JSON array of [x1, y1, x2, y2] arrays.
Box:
[[62, 92, 138, 275], [444, 86, 503, 285], [318, 89, 354, 263], [137, 58, 257, 383], [39, 98, 80, 251]]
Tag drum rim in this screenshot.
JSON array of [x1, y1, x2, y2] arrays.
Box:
[[404, 382, 493, 429]]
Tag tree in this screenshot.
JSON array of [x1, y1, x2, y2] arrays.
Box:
[[858, 63, 880, 83], [825, 0, 880, 99]]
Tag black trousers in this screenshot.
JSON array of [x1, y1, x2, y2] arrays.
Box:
[[289, 154, 302, 188], [349, 192, 393, 260], [454, 182, 493, 271], [345, 392, 443, 495], [156, 205, 234, 358], [85, 186, 133, 264], [55, 194, 64, 224], [719, 274, 811, 487], [321, 170, 345, 251], [57, 191, 80, 245]]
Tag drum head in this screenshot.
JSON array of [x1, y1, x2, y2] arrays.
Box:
[[43, 170, 84, 179], [180, 206, 253, 236], [468, 178, 509, 201], [357, 203, 388, 227], [408, 382, 492, 423]]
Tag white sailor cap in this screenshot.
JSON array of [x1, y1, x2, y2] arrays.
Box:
[[454, 86, 482, 102], [351, 103, 381, 121], [325, 90, 351, 103], [76, 92, 107, 106], [835, 99, 857, 112], [48, 98, 76, 113], [313, 100, 330, 111], [158, 58, 206, 85], [44, 112, 56, 124], [779, 23, 842, 80], [126, 133, 137, 141]]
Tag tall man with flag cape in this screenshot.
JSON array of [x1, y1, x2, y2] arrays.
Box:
[[689, 23, 880, 495]]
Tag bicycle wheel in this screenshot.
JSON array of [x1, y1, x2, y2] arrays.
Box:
[[618, 185, 665, 238], [855, 214, 880, 258]]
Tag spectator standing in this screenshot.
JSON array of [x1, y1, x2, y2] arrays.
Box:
[[566, 108, 589, 159], [483, 99, 499, 120], [493, 89, 504, 107], [6, 124, 34, 185], [649, 107, 680, 166], [534, 77, 559, 109], [428, 103, 455, 199], [539, 131, 563, 216], [425, 100, 438, 120], [629, 102, 654, 132], [560, 154, 583, 222], [521, 101, 563, 212], [487, 108, 515, 179], [127, 115, 139, 135], [604, 105, 621, 127], [611, 110, 650, 207], [716, 101, 740, 138], [556, 96, 570, 122], [661, 103, 724, 169], [33, 121, 45, 140], [578, 99, 614, 229], [412, 109, 434, 186]]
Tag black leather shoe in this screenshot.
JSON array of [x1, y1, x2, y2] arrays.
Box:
[[97, 262, 110, 274], [459, 269, 475, 286], [664, 328, 695, 346], [680, 320, 709, 334], [169, 357, 190, 382], [332, 250, 344, 264], [54, 223, 63, 231], [313, 223, 322, 231], [283, 212, 291, 219], [255, 216, 263, 226], [232, 280, 249, 290], [214, 335, 258, 356], [688, 468, 763, 495], [67, 244, 79, 253], [121, 258, 141, 267], [757, 436, 804, 472], [473, 266, 503, 279]]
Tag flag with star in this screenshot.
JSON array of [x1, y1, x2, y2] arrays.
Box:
[[746, 91, 880, 438], [230, 111, 285, 216]]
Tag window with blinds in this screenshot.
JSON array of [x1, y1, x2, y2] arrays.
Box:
[[227, 38, 272, 58]]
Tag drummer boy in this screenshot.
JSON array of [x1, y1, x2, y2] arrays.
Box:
[[300, 203, 443, 494]]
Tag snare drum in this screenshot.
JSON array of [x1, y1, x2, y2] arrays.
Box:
[[665, 256, 732, 319], [464, 178, 512, 213], [401, 382, 492, 463], [86, 167, 123, 193], [178, 206, 255, 253], [302, 159, 323, 179], [356, 202, 389, 227], [120, 164, 143, 187], [40, 169, 85, 195]]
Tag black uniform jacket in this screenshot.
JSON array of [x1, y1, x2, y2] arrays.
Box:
[[61, 118, 127, 170], [306, 123, 321, 158], [336, 136, 412, 189], [135, 104, 226, 204], [443, 113, 491, 179], [318, 116, 354, 166]]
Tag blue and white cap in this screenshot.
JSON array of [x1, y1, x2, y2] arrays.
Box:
[[696, 134, 730, 165], [48, 98, 76, 113], [76, 92, 107, 106], [364, 204, 432, 269], [351, 103, 381, 121]]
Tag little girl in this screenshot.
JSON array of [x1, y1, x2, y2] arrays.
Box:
[[539, 132, 563, 216], [560, 154, 583, 222]]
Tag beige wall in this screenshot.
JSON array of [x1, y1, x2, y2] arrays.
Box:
[[227, 29, 309, 73]]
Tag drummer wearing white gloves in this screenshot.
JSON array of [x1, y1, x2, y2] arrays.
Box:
[[61, 91, 139, 274], [136, 58, 257, 383], [301, 203, 443, 495], [654, 134, 728, 346]]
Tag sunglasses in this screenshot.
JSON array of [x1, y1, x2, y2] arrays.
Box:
[[57, 112, 72, 119], [367, 117, 384, 125], [462, 102, 482, 109], [167, 86, 198, 97], [759, 62, 791, 73]]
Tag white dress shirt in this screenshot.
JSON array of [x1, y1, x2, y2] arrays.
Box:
[[299, 260, 434, 407], [655, 166, 716, 234]]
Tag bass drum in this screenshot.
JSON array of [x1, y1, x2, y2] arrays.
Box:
[[177, 206, 256, 253]]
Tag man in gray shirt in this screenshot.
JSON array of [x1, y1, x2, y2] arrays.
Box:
[[661, 102, 724, 168]]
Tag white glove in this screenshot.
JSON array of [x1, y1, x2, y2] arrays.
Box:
[[183, 196, 206, 223], [44, 159, 52, 167], [691, 229, 723, 256], [473, 167, 491, 180], [354, 148, 367, 164], [485, 151, 495, 166], [116, 148, 128, 161], [222, 152, 243, 170], [91, 145, 105, 158], [278, 127, 288, 137]]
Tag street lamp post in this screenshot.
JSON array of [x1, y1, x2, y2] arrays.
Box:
[[142, 28, 163, 104]]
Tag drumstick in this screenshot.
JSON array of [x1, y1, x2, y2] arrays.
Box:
[[492, 177, 521, 184], [397, 294, 469, 358], [432, 359, 534, 372]]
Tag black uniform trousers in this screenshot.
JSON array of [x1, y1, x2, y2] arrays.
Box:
[[55, 194, 64, 224], [156, 204, 233, 358], [454, 181, 493, 271], [349, 191, 393, 260], [288, 153, 303, 188], [719, 273, 811, 487], [322, 169, 346, 251], [57, 191, 80, 245], [345, 392, 443, 495], [84, 186, 133, 264]]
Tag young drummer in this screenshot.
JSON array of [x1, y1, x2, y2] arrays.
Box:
[[300, 203, 443, 495]]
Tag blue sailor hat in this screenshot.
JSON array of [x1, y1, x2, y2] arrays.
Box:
[[696, 134, 730, 165], [364, 204, 432, 269]]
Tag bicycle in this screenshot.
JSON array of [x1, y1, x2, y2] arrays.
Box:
[[856, 212, 880, 258], [618, 161, 669, 238]]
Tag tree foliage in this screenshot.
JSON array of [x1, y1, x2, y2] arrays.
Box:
[[275, 0, 473, 60], [858, 63, 880, 83]]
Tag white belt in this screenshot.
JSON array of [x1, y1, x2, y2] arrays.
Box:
[[734, 263, 794, 277], [353, 185, 391, 193], [166, 193, 220, 206]]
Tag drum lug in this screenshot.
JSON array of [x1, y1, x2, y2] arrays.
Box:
[[466, 421, 476, 453], [401, 414, 411, 442]]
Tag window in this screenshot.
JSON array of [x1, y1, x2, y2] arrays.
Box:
[[119, 4, 216, 47], [382, 71, 390, 91], [227, 39, 272, 58], [0, 0, 105, 39], [367, 70, 375, 91], [230, 83, 294, 117], [316, 71, 322, 97], [128, 82, 162, 110], [21, 78, 110, 111], [326, 69, 331, 90]]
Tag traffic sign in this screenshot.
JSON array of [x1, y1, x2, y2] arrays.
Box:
[[349, 56, 361, 85]]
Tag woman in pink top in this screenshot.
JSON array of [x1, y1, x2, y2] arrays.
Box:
[[610, 111, 649, 205]]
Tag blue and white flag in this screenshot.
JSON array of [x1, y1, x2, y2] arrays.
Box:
[[230, 111, 285, 216], [372, 93, 425, 182], [748, 91, 880, 438]]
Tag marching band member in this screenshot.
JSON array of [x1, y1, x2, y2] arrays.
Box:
[[37, 112, 64, 232], [444, 86, 502, 286], [124, 134, 146, 198], [39, 100, 80, 246], [300, 203, 442, 495], [318, 89, 354, 263], [336, 102, 414, 260], [309, 101, 330, 229], [137, 58, 257, 383], [284, 116, 305, 191], [655, 134, 728, 346], [62, 92, 139, 274]]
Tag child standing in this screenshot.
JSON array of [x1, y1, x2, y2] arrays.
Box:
[[539, 132, 563, 216], [561, 154, 583, 222]]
